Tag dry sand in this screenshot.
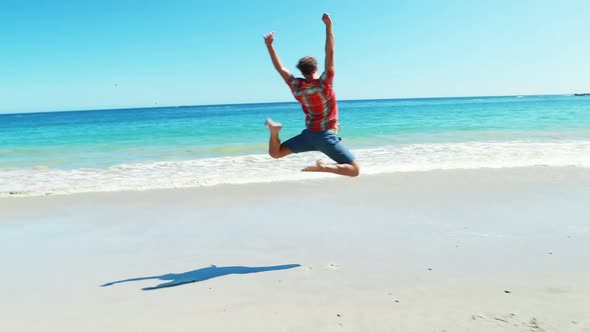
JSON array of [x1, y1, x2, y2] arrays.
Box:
[[1, 167, 589, 331]]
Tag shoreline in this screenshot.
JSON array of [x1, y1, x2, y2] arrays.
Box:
[[1, 166, 589, 331], [2, 164, 590, 199]]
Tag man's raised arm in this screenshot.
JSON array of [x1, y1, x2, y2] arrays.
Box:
[[264, 32, 292, 84], [322, 13, 335, 74]]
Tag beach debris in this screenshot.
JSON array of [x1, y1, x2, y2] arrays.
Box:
[[337, 314, 342, 317], [504, 290, 511, 294], [386, 293, 400, 302], [548, 252, 553, 255], [471, 313, 549, 330], [428, 268, 433, 271], [302, 266, 314, 273], [327, 263, 341, 271], [527, 317, 544, 331]]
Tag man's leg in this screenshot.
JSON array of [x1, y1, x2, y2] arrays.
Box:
[[266, 118, 293, 159], [301, 131, 359, 177], [302, 160, 360, 177]]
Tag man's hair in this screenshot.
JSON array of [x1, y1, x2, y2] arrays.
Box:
[[297, 56, 318, 76]]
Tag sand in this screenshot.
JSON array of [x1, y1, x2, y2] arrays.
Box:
[[1, 167, 589, 331]]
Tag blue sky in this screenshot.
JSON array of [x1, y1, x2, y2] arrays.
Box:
[[1, 0, 589, 113]]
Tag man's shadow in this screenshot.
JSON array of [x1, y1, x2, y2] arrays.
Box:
[[100, 264, 301, 291]]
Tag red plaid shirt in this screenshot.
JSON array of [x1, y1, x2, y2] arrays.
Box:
[[288, 70, 338, 131]]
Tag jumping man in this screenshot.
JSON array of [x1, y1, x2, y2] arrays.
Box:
[[264, 13, 360, 177]]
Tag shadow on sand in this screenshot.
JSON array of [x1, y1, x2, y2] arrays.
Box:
[[100, 264, 301, 291]]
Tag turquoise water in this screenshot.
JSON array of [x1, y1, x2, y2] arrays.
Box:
[[1, 95, 589, 196]]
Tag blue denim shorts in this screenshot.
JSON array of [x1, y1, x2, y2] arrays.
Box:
[[282, 129, 356, 164]]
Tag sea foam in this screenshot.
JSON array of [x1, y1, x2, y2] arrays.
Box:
[[2, 140, 590, 197]]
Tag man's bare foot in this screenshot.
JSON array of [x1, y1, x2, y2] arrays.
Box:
[[302, 159, 327, 172], [266, 118, 283, 135]]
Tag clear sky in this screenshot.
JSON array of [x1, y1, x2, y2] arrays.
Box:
[[1, 0, 589, 113]]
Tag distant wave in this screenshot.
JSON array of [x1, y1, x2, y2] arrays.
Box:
[[2, 140, 590, 197]]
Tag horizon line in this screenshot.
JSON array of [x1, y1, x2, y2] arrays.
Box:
[[0, 93, 576, 116]]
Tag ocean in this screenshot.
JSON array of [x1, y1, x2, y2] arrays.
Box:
[[1, 95, 589, 196]]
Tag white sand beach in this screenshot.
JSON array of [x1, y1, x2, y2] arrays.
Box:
[[1, 167, 589, 331]]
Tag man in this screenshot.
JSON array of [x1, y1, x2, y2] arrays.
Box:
[[263, 13, 360, 177]]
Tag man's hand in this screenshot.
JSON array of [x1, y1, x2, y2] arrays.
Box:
[[323, 13, 335, 73], [264, 32, 275, 46], [322, 13, 332, 26], [264, 31, 292, 84]]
